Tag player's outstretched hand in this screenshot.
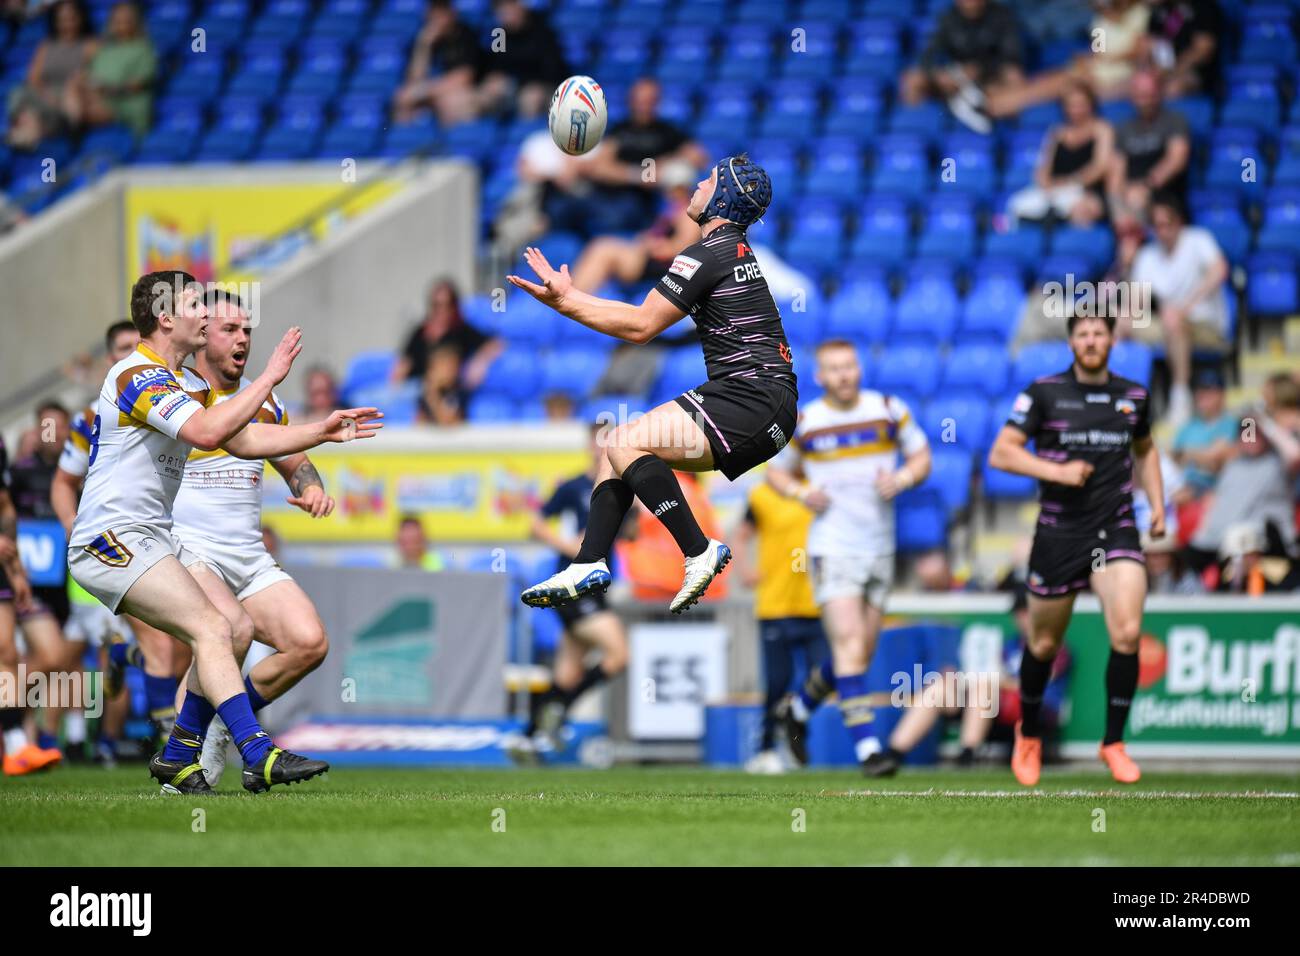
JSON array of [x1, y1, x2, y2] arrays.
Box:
[[507, 246, 572, 309], [287, 485, 336, 518], [264, 326, 303, 385], [320, 407, 384, 443], [1056, 460, 1094, 487]]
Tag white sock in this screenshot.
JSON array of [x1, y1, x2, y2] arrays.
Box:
[[854, 736, 884, 762], [4, 727, 27, 754], [790, 695, 810, 723], [65, 711, 86, 745]]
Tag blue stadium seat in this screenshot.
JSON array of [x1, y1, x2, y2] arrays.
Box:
[[760, 80, 822, 139], [715, 25, 772, 80], [895, 488, 947, 552], [79, 125, 136, 163], [893, 276, 960, 344], [1012, 341, 1072, 384], [467, 394, 522, 423], [850, 194, 912, 264], [539, 348, 608, 399], [652, 348, 710, 405], [981, 226, 1044, 268], [486, 293, 558, 344], [925, 446, 974, 513], [1246, 253, 1299, 316], [916, 193, 977, 262], [780, 21, 839, 80], [942, 343, 1010, 396], [802, 141, 864, 197], [920, 394, 990, 452], [342, 350, 398, 399], [826, 276, 893, 343], [1256, 187, 1300, 251], [479, 348, 541, 401], [875, 345, 941, 398], [960, 275, 1026, 345], [1108, 341, 1154, 387], [823, 77, 885, 138], [941, 133, 996, 195], [870, 134, 930, 198]]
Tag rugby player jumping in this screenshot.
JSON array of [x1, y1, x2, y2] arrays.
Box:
[[510, 155, 797, 613]]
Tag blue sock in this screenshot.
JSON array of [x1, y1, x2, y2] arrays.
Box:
[[161, 692, 216, 761], [143, 673, 178, 724], [244, 674, 270, 712], [37, 730, 58, 750], [835, 672, 883, 763], [109, 642, 129, 668], [216, 693, 273, 765]]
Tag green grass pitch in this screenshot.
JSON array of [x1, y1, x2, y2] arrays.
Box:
[[3, 766, 1298, 866]]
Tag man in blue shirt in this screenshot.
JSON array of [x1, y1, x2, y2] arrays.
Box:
[[1172, 368, 1238, 499]]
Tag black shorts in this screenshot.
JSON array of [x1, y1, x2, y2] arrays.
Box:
[[1027, 522, 1145, 598], [556, 588, 609, 627], [0, 565, 11, 603], [675, 378, 798, 481]]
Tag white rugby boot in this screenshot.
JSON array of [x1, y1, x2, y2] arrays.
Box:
[[200, 715, 233, 787], [669, 538, 732, 614], [520, 560, 611, 608]]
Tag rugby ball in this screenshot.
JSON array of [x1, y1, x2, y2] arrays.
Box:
[[548, 75, 608, 156]]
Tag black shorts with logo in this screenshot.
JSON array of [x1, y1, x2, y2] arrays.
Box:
[[675, 378, 798, 481], [1027, 522, 1145, 598]]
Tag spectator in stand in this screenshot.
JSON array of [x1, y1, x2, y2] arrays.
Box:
[[1171, 368, 1238, 502], [1123, 194, 1229, 426], [5, 0, 95, 149], [574, 79, 709, 236], [1006, 82, 1113, 227], [542, 392, 576, 422], [69, 1, 155, 137], [1186, 374, 1300, 584], [1106, 69, 1190, 233], [300, 365, 341, 423], [392, 0, 484, 125], [390, 280, 501, 395], [394, 514, 446, 571], [1143, 533, 1204, 595], [478, 0, 569, 119], [570, 161, 699, 292], [987, 0, 1151, 115], [1140, 0, 1222, 99], [898, 0, 1026, 134]]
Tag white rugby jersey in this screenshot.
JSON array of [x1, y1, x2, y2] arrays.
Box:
[[173, 378, 289, 551], [58, 402, 97, 478], [70, 343, 216, 549], [793, 390, 929, 558]]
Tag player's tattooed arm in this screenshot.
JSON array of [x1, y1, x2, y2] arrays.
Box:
[[274, 454, 336, 519]]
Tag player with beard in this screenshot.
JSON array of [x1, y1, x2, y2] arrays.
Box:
[[165, 289, 335, 787], [988, 312, 1164, 785], [511, 155, 797, 613]]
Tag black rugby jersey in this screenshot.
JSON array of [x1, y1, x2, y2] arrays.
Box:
[[1005, 366, 1151, 535], [653, 222, 797, 394]]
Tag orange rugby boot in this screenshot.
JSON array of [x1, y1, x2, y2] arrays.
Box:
[[1099, 741, 1141, 784], [1011, 722, 1042, 787]]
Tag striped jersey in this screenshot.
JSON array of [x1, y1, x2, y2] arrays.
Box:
[[70, 342, 216, 548], [793, 390, 928, 557], [1005, 367, 1151, 535], [58, 403, 97, 478], [173, 377, 289, 551], [654, 221, 797, 394]]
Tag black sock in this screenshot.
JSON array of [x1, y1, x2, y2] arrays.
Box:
[[574, 478, 635, 563], [1103, 650, 1139, 746], [558, 664, 610, 707], [621, 454, 708, 557], [1018, 647, 1055, 738]]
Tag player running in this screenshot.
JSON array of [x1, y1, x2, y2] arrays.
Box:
[[510, 155, 797, 613], [168, 288, 335, 787], [67, 270, 381, 794], [516, 423, 629, 758], [52, 321, 183, 760], [988, 311, 1163, 786], [766, 340, 932, 777]]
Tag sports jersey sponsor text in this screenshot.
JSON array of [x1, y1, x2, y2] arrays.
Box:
[[668, 254, 702, 279]]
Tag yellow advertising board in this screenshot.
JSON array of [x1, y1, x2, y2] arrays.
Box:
[[124, 179, 402, 289], [260, 447, 588, 542]]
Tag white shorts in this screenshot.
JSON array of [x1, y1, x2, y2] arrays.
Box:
[[64, 600, 134, 648], [176, 534, 291, 602], [810, 553, 895, 609], [68, 524, 199, 614]]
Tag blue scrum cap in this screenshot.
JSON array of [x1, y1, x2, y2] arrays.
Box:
[[694, 153, 772, 228]]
